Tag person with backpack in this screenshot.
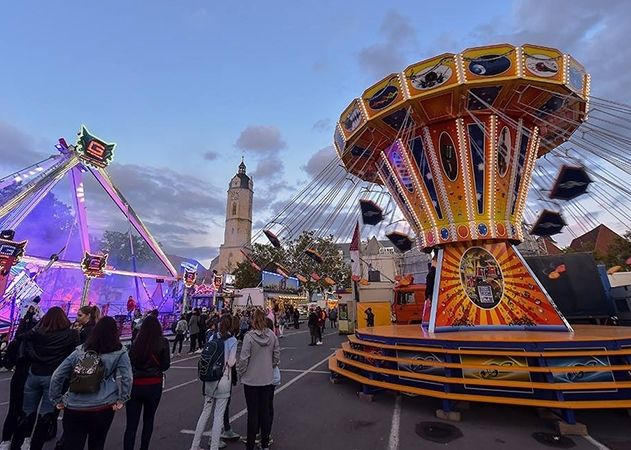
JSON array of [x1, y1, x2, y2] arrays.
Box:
[[238, 309, 280, 450], [0, 309, 38, 450], [10, 307, 79, 450], [190, 315, 238, 450], [172, 316, 188, 356], [188, 309, 201, 353], [329, 307, 338, 329], [49, 316, 132, 450], [123, 315, 170, 450]]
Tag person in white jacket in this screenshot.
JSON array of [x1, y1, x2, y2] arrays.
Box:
[[190, 315, 238, 450]]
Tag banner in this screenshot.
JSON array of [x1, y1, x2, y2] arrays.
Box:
[[262, 271, 300, 293]]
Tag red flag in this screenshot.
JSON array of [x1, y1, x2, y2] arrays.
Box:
[[310, 272, 321, 281], [295, 273, 308, 283]]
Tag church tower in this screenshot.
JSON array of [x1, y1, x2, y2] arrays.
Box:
[[216, 159, 253, 273]]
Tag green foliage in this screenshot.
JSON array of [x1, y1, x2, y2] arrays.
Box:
[[233, 231, 351, 295], [100, 230, 157, 267], [595, 231, 631, 268]]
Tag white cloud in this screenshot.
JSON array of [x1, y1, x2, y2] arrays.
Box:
[[301, 145, 335, 178], [236, 126, 286, 153]]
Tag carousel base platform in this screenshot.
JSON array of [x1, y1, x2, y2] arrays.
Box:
[[329, 324, 631, 420]]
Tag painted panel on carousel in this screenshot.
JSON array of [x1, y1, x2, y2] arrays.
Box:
[[403, 54, 459, 96], [361, 74, 405, 118], [547, 355, 614, 385], [508, 129, 530, 217], [427, 123, 467, 234], [333, 124, 346, 156], [386, 141, 415, 193], [467, 86, 503, 111], [439, 131, 459, 182], [460, 353, 533, 392], [381, 108, 415, 132], [493, 119, 519, 223], [434, 241, 569, 330], [522, 44, 564, 83], [461, 44, 517, 82], [396, 348, 445, 384], [565, 56, 587, 97], [378, 163, 422, 233], [467, 122, 486, 215], [339, 99, 366, 139], [408, 136, 443, 219]]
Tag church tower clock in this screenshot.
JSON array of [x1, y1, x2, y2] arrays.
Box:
[[216, 159, 253, 273]]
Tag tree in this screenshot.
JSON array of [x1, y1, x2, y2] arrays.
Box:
[[233, 231, 351, 297], [595, 231, 631, 268], [99, 230, 163, 273], [233, 242, 286, 289]]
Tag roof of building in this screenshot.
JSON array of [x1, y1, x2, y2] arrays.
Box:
[[569, 224, 625, 254], [538, 237, 563, 255]]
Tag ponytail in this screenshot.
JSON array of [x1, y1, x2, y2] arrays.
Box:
[[79, 305, 101, 323]]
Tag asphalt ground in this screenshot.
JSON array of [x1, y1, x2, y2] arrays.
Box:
[[0, 328, 630, 449]]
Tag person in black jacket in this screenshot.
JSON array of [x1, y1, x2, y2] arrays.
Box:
[[11, 307, 79, 450], [307, 308, 318, 346], [123, 315, 170, 450], [76, 305, 100, 344], [0, 309, 38, 448]]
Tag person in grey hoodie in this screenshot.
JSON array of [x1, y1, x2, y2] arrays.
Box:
[[237, 309, 280, 450]]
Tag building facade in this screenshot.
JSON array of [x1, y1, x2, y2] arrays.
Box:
[[215, 160, 253, 273]]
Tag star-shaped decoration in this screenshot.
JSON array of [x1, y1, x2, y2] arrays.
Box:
[[75, 125, 116, 169], [477, 163, 485, 171], [425, 172, 433, 180]]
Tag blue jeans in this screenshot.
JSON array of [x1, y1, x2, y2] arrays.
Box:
[[23, 372, 54, 415]]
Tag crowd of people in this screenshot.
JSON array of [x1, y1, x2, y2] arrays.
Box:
[[0, 299, 297, 450]]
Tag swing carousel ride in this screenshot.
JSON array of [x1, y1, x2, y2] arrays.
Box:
[[248, 44, 631, 417], [0, 126, 179, 332]]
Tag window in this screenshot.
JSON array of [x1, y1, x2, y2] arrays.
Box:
[[397, 292, 416, 305], [379, 247, 395, 255], [232, 202, 237, 216]]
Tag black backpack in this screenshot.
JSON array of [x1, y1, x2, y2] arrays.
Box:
[[69, 351, 105, 394], [198, 333, 226, 384]]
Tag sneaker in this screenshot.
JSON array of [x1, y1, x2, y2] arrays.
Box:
[[195, 349, 203, 354], [316, 341, 323, 345], [240, 435, 273, 445], [0, 441, 11, 450], [221, 430, 240, 440], [21, 438, 31, 450]]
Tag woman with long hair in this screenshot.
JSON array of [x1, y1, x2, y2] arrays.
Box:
[[0, 309, 38, 450], [49, 316, 132, 450], [189, 315, 238, 450], [10, 307, 79, 450], [123, 315, 170, 450], [237, 309, 280, 450], [76, 305, 100, 344]]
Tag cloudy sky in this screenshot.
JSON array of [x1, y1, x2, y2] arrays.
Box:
[[1, 0, 629, 265]]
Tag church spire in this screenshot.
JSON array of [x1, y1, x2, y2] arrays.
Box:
[[238, 156, 246, 175]]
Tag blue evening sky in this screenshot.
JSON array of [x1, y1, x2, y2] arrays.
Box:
[[1, 1, 628, 264]]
